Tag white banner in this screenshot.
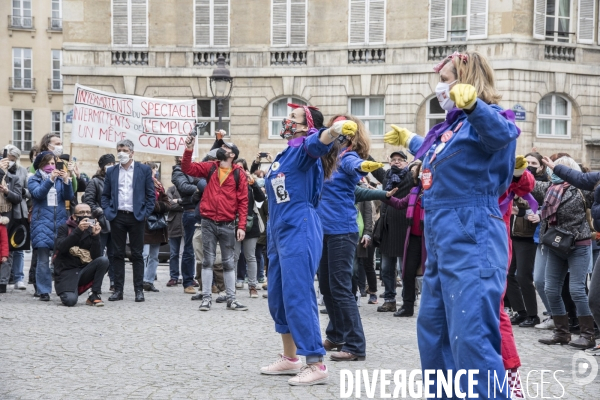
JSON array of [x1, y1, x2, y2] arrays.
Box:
[[70, 84, 197, 156]]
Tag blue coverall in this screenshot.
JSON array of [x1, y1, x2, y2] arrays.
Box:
[[265, 130, 333, 362], [408, 99, 519, 399]]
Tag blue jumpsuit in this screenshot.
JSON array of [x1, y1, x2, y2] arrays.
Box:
[[408, 99, 519, 399], [266, 130, 333, 361]]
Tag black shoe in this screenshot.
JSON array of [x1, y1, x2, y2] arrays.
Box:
[[143, 282, 159, 292], [0, 284, 6, 293], [39, 293, 50, 301], [191, 293, 203, 300], [33, 291, 40, 298], [519, 316, 541, 328], [320, 308, 328, 314], [393, 307, 414, 317], [135, 290, 145, 302], [215, 295, 228, 303], [108, 290, 123, 301], [510, 313, 527, 325]]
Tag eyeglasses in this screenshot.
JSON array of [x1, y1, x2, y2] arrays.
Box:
[[75, 212, 92, 216]]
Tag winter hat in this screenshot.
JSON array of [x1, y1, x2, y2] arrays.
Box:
[[33, 151, 54, 171], [98, 154, 116, 169]]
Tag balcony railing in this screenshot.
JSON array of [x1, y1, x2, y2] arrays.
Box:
[[270, 51, 307, 66], [194, 52, 229, 66], [10, 77, 35, 90], [544, 45, 576, 62], [9, 15, 34, 29], [48, 17, 62, 31], [111, 51, 149, 65], [348, 48, 386, 64], [48, 78, 63, 91], [428, 45, 467, 61]]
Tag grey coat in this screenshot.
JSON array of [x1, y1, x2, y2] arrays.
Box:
[[0, 168, 23, 220], [6, 164, 29, 220], [356, 199, 373, 258], [166, 185, 183, 238]]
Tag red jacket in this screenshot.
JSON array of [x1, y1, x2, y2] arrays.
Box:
[[0, 224, 8, 259], [181, 148, 249, 230]]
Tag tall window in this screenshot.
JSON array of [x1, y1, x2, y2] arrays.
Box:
[[428, 0, 488, 41], [12, 0, 32, 28], [350, 97, 385, 136], [196, 99, 230, 136], [195, 0, 230, 47], [51, 112, 63, 138], [112, 0, 148, 46], [450, 0, 468, 41], [426, 97, 446, 132], [272, 0, 306, 46], [51, 0, 62, 29], [269, 97, 306, 138], [349, 0, 386, 45], [13, 110, 33, 152], [533, 0, 572, 42], [537, 94, 571, 138], [13, 48, 33, 90], [51, 50, 62, 91]]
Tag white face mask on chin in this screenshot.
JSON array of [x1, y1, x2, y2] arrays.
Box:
[[435, 80, 458, 111]]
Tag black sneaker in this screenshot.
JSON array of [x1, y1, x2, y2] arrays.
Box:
[[143, 282, 160, 292], [191, 293, 203, 300], [510, 313, 527, 325], [227, 299, 248, 311], [215, 294, 228, 303], [39, 293, 50, 301], [86, 292, 104, 307], [199, 299, 211, 311], [519, 316, 540, 328]]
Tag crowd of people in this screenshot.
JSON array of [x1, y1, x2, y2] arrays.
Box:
[[0, 50, 599, 394]]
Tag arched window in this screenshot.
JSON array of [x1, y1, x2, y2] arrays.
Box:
[[426, 97, 445, 132], [268, 97, 306, 138], [537, 94, 571, 138]]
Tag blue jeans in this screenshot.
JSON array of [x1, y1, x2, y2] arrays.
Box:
[[545, 245, 592, 317], [256, 243, 265, 281], [318, 232, 366, 356], [11, 250, 25, 283], [35, 247, 53, 294], [181, 212, 197, 287], [380, 254, 399, 301], [99, 232, 115, 282], [533, 245, 552, 315], [169, 236, 183, 280], [143, 244, 160, 284]]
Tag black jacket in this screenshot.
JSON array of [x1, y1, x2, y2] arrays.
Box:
[[245, 181, 266, 239], [53, 220, 102, 294], [171, 165, 204, 211], [84, 174, 110, 233]]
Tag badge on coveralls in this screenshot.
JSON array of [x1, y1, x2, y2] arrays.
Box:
[[271, 173, 290, 203], [422, 168, 432, 190], [272, 162, 280, 171]]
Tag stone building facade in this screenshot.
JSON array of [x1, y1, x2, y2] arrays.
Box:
[[60, 0, 600, 179]]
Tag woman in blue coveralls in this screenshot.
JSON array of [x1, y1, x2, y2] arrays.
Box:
[[259, 103, 360, 386], [317, 115, 383, 362], [385, 51, 520, 399]]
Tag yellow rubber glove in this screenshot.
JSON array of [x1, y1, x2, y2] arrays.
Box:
[[331, 120, 358, 137], [360, 161, 384, 173], [450, 84, 478, 110], [384, 125, 413, 147], [514, 155, 528, 177]]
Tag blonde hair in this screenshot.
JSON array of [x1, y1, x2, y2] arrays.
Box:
[[451, 51, 502, 105], [555, 156, 581, 172]]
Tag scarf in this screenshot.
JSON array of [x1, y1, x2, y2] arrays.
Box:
[[287, 103, 319, 130], [541, 182, 570, 225], [152, 177, 164, 200], [384, 165, 408, 191]]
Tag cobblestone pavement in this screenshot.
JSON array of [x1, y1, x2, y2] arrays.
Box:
[[1, 259, 598, 399]]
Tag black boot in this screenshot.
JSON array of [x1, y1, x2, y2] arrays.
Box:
[[539, 315, 571, 345], [569, 315, 597, 349], [394, 306, 414, 317], [377, 301, 397, 312]]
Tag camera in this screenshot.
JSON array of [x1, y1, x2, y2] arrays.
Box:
[[56, 161, 64, 170], [259, 152, 268, 158], [2, 149, 7, 159], [88, 219, 96, 226]]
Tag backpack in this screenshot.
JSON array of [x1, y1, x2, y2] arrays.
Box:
[[207, 164, 240, 189]]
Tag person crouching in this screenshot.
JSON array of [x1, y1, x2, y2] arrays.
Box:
[[53, 203, 109, 307]]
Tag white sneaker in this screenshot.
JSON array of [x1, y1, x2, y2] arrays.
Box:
[[260, 354, 303, 375], [14, 281, 26, 290], [535, 317, 555, 330], [288, 364, 329, 386], [235, 281, 244, 289]]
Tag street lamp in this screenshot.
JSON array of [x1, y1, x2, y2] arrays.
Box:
[[209, 56, 233, 132]]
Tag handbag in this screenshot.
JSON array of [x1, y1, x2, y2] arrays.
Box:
[[541, 225, 575, 254], [372, 211, 385, 248], [0, 175, 12, 213], [8, 217, 30, 251], [146, 213, 167, 231]]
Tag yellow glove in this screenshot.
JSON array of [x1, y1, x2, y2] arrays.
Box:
[[360, 161, 384, 173], [331, 120, 358, 137], [450, 84, 477, 110], [514, 155, 528, 177], [384, 125, 413, 147]]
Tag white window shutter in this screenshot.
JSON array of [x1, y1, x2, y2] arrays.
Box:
[[290, 0, 306, 45], [112, 0, 129, 45], [468, 0, 488, 39], [577, 0, 595, 44], [195, 0, 210, 46], [131, 0, 147, 45], [213, 0, 229, 46], [368, 0, 386, 44], [428, 0, 447, 42], [349, 0, 366, 45], [533, 0, 545, 40], [272, 0, 288, 46]]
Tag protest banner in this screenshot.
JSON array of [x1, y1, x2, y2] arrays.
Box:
[[70, 84, 198, 156]]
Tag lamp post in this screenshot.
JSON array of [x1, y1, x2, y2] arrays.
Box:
[[209, 56, 233, 132]]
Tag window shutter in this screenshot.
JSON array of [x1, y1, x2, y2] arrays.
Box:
[[272, 0, 288, 46], [428, 0, 447, 42], [289, 0, 306, 45], [349, 0, 366, 45], [213, 0, 229, 46], [131, 0, 147, 45], [368, 0, 386, 44], [533, 0, 545, 40], [112, 0, 129, 45], [195, 0, 210, 46], [468, 0, 488, 39], [577, 0, 595, 44]]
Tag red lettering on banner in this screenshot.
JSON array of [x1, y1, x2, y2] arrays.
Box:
[[139, 135, 188, 151]]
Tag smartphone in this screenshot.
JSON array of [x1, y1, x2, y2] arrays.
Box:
[[259, 152, 268, 158], [56, 161, 64, 170], [88, 219, 96, 226], [72, 157, 77, 162], [2, 149, 7, 159]]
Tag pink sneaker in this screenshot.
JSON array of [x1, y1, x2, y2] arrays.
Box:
[[260, 354, 302, 375], [288, 364, 329, 386]]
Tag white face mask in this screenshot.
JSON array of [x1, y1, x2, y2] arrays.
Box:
[[8, 161, 15, 168], [435, 80, 457, 111], [51, 145, 63, 157], [117, 152, 131, 165]]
